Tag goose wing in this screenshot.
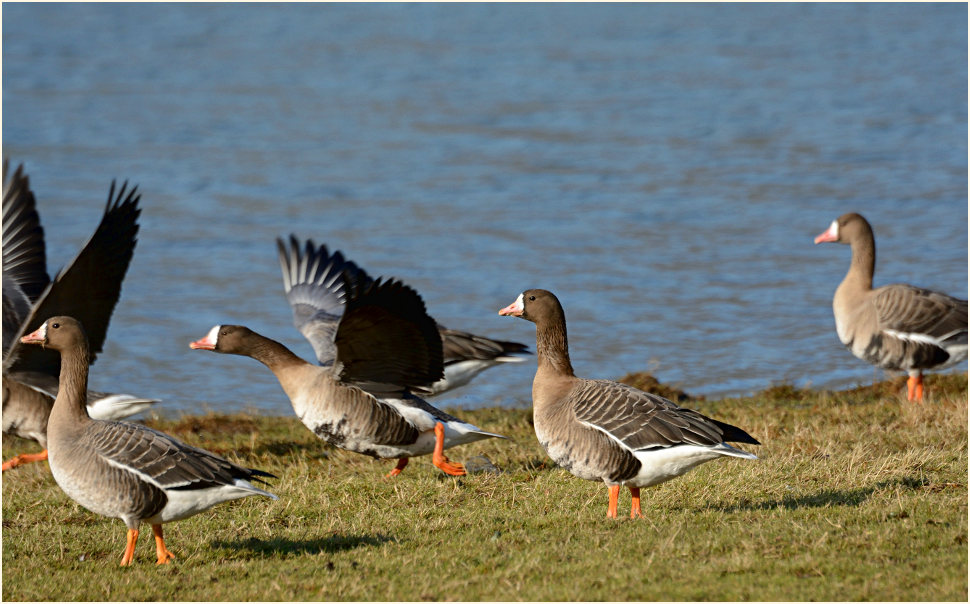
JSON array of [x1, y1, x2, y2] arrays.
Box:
[[438, 325, 530, 365], [874, 284, 968, 348], [2, 161, 49, 357], [573, 379, 758, 451], [84, 420, 273, 490], [4, 182, 141, 374], [333, 277, 443, 397], [276, 235, 374, 366]]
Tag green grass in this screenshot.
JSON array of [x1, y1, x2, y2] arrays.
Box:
[[3, 373, 967, 601]]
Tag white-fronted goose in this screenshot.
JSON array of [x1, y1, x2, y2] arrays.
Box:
[[190, 277, 504, 477], [277, 235, 530, 396], [499, 289, 759, 519], [19, 316, 276, 566], [2, 162, 158, 471], [814, 213, 968, 401]]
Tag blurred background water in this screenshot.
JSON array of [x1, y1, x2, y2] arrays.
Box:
[[2, 3, 966, 415]]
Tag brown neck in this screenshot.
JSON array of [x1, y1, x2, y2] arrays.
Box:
[[242, 334, 307, 373], [50, 343, 92, 426], [845, 230, 875, 292], [534, 314, 575, 378]]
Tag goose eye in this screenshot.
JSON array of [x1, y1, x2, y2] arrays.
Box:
[[528, 295, 536, 301], [51, 323, 60, 329]]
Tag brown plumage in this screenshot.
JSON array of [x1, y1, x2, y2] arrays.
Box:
[[191, 276, 504, 477], [277, 235, 530, 395], [499, 289, 758, 519], [814, 212, 968, 401], [2, 164, 158, 471], [19, 316, 276, 566]]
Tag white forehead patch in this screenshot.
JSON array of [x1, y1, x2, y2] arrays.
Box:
[[37, 321, 48, 339], [205, 324, 222, 345], [828, 220, 839, 238]]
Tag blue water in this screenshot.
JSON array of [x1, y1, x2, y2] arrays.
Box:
[[3, 3, 967, 416]]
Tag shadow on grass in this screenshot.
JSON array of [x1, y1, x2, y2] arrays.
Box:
[[212, 533, 394, 557], [253, 440, 330, 458], [713, 476, 930, 513]]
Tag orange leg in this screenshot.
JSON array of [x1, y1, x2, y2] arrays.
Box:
[[607, 484, 620, 519], [152, 524, 175, 564], [386, 457, 409, 477], [121, 528, 139, 566], [906, 375, 925, 403], [2, 449, 49, 471], [431, 422, 465, 476], [629, 487, 642, 519]]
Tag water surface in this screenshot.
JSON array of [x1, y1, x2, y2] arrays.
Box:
[[3, 3, 966, 415]]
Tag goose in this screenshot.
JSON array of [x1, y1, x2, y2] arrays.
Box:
[[190, 276, 505, 477], [2, 162, 158, 471], [19, 316, 277, 566], [499, 289, 759, 519], [814, 213, 968, 402], [277, 235, 530, 396]]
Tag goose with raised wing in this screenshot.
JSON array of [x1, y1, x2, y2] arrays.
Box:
[[277, 235, 530, 396], [19, 316, 276, 566], [814, 213, 967, 402], [2, 162, 158, 471], [499, 289, 759, 519], [190, 274, 505, 477]]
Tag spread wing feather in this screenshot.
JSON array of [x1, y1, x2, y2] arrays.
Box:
[[334, 277, 444, 397], [2, 161, 50, 357], [4, 181, 141, 374], [277, 235, 373, 366]]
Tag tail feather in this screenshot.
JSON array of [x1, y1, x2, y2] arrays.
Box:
[[86, 393, 160, 421]]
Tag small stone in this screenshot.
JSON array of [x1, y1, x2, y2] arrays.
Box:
[[463, 455, 501, 474]]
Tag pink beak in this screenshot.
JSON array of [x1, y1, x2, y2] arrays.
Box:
[[189, 336, 216, 350], [814, 222, 839, 244], [20, 326, 46, 345], [498, 300, 523, 317]]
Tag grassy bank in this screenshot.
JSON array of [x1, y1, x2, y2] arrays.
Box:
[[2, 373, 967, 601]]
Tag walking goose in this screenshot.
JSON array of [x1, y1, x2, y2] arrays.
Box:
[[499, 289, 759, 519], [190, 276, 505, 477], [277, 235, 530, 396], [814, 213, 968, 401], [19, 316, 276, 566], [2, 163, 158, 471]]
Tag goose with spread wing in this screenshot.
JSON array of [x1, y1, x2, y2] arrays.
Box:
[[277, 235, 529, 396], [190, 274, 505, 477], [2, 162, 158, 471]]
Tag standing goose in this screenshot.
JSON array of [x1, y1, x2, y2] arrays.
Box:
[[499, 289, 759, 519], [2, 162, 158, 471], [814, 213, 968, 401], [19, 316, 276, 566], [190, 276, 505, 477], [277, 235, 530, 396]]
